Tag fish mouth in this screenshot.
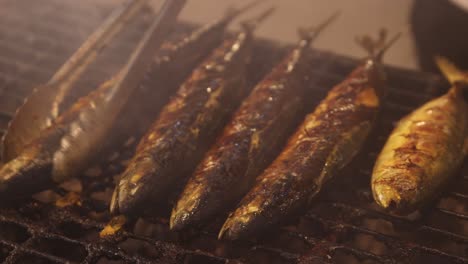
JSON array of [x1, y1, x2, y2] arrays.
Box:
[[109, 160, 157, 216], [218, 211, 268, 240], [373, 184, 402, 209], [170, 187, 217, 231], [218, 216, 244, 240], [371, 183, 416, 214], [218, 214, 258, 241], [169, 208, 192, 231], [109, 178, 147, 216]]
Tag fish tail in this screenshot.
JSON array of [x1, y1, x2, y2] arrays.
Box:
[[356, 29, 401, 61], [297, 11, 340, 46], [222, 0, 267, 24], [435, 56, 468, 95], [240, 6, 276, 32]]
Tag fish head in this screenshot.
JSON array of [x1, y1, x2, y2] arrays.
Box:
[[110, 155, 158, 215]]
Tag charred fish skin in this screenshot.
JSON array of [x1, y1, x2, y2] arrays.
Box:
[[0, 0, 187, 200], [0, 80, 114, 199], [219, 62, 384, 240], [170, 46, 308, 231], [219, 31, 398, 240], [170, 13, 340, 231], [1, 0, 149, 163], [102, 2, 263, 151], [372, 57, 468, 214], [0, 27, 208, 200], [0, 0, 257, 200], [111, 9, 275, 216]]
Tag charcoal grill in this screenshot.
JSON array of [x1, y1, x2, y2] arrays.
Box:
[[0, 0, 467, 263]]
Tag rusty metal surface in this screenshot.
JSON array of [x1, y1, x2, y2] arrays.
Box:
[[0, 0, 466, 263]]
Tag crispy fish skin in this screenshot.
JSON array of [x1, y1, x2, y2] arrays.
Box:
[[101, 6, 253, 151], [111, 28, 256, 215], [0, 32, 212, 200], [372, 62, 468, 214], [170, 38, 314, 230], [1, 0, 148, 162], [219, 58, 387, 240], [0, 1, 187, 200], [171, 14, 341, 231], [0, 80, 115, 197], [0, 22, 218, 198]]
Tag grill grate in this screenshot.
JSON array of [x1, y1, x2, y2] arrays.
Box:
[[0, 0, 467, 263]]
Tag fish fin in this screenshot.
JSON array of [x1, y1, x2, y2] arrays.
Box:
[[240, 6, 276, 32], [356, 29, 401, 61], [435, 56, 468, 85], [435, 56, 468, 96], [297, 11, 340, 45]]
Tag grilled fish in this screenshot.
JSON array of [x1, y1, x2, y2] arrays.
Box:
[[170, 13, 339, 231], [219, 31, 400, 240], [0, 0, 186, 200], [102, 0, 268, 151], [110, 8, 275, 216], [2, 0, 148, 162], [372, 57, 468, 214]]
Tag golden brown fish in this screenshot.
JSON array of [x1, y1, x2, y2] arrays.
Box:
[[2, 0, 148, 162], [170, 13, 339, 231], [99, 0, 269, 152], [219, 31, 400, 240], [372, 57, 468, 214], [0, 0, 186, 200], [110, 8, 275, 216]]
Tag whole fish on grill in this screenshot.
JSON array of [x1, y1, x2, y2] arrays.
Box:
[[110, 8, 276, 216], [219, 30, 401, 240], [0, 0, 186, 200], [372, 57, 468, 214], [102, 0, 268, 152], [1, 0, 149, 162], [170, 13, 339, 231]]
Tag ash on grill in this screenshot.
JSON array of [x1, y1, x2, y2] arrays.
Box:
[[0, 0, 466, 263]]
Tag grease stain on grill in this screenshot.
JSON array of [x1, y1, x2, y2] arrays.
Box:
[[260, 229, 312, 255], [183, 253, 226, 264], [30, 237, 87, 263], [0, 221, 30, 243], [13, 253, 59, 264], [133, 218, 179, 243], [0, 244, 13, 263], [96, 256, 126, 264], [118, 238, 163, 260], [57, 221, 99, 241]]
